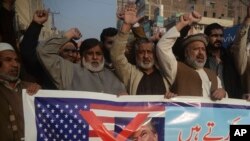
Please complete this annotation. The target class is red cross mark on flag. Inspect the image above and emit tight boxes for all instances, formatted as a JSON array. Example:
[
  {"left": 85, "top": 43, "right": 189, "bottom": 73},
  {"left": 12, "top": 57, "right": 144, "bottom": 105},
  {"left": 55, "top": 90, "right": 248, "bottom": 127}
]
[{"left": 79, "top": 110, "right": 149, "bottom": 141}]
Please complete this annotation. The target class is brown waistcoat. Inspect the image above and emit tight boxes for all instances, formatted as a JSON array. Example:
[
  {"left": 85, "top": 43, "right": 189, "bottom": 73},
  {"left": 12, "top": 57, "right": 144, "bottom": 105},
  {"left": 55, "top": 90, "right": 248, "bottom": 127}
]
[
  {"left": 0, "top": 82, "right": 28, "bottom": 141},
  {"left": 171, "top": 62, "right": 218, "bottom": 96}
]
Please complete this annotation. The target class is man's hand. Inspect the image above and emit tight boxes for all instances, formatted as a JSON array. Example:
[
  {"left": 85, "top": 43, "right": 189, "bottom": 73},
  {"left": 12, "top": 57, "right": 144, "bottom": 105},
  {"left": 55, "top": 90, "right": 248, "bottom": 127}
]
[
  {"left": 242, "top": 94, "right": 250, "bottom": 101},
  {"left": 64, "top": 28, "right": 82, "bottom": 40},
  {"left": 183, "top": 11, "right": 201, "bottom": 24},
  {"left": 150, "top": 31, "right": 161, "bottom": 42},
  {"left": 26, "top": 83, "right": 41, "bottom": 96},
  {"left": 117, "top": 6, "right": 125, "bottom": 20},
  {"left": 164, "top": 92, "right": 177, "bottom": 99},
  {"left": 123, "top": 4, "right": 140, "bottom": 25},
  {"left": 117, "top": 92, "right": 129, "bottom": 97},
  {"left": 189, "top": 11, "right": 202, "bottom": 24},
  {"left": 211, "top": 88, "right": 226, "bottom": 101},
  {"left": 176, "top": 15, "right": 190, "bottom": 32},
  {"left": 33, "top": 9, "right": 49, "bottom": 25}
]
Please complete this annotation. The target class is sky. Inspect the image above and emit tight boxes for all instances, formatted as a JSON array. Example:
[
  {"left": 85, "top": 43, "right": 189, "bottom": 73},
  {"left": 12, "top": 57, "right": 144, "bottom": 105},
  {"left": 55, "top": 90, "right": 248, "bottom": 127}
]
[{"left": 43, "top": 0, "right": 117, "bottom": 39}]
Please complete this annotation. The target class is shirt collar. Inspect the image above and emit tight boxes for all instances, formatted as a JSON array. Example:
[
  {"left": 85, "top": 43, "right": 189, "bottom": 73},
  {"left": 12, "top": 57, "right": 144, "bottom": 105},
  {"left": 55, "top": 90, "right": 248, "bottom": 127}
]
[{"left": 0, "top": 78, "right": 21, "bottom": 91}]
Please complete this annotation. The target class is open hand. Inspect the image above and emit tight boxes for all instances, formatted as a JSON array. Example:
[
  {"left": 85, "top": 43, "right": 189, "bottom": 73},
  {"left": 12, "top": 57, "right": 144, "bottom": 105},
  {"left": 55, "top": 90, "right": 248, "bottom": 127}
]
[
  {"left": 123, "top": 3, "right": 140, "bottom": 25},
  {"left": 117, "top": 6, "right": 125, "bottom": 20}
]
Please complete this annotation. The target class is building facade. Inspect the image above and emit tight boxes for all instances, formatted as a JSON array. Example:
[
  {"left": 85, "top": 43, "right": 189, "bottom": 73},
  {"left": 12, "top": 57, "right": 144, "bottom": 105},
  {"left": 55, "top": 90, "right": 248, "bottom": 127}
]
[
  {"left": 15, "top": 0, "right": 60, "bottom": 41},
  {"left": 117, "top": 0, "right": 247, "bottom": 26}
]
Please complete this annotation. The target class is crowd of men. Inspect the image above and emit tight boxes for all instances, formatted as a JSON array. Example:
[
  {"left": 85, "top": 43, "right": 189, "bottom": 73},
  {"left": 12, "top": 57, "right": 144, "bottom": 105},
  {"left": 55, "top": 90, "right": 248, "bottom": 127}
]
[{"left": 1, "top": 0, "right": 250, "bottom": 140}]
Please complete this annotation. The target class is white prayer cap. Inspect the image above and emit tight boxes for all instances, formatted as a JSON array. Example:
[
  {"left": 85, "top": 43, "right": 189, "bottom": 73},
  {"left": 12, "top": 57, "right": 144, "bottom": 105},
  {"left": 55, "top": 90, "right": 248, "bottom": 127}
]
[{"left": 0, "top": 42, "right": 14, "bottom": 52}]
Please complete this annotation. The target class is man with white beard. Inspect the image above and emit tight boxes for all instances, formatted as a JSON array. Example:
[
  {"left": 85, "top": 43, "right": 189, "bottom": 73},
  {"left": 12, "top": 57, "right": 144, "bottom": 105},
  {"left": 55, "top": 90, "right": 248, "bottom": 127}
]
[
  {"left": 157, "top": 13, "right": 226, "bottom": 100},
  {"left": 37, "top": 28, "right": 126, "bottom": 95},
  {"left": 110, "top": 4, "right": 169, "bottom": 95}
]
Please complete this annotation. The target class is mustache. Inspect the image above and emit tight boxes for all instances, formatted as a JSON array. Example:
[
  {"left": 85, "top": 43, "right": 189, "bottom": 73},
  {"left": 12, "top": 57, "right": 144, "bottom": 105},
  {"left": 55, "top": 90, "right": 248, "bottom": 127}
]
[
  {"left": 9, "top": 68, "right": 19, "bottom": 73},
  {"left": 143, "top": 59, "right": 151, "bottom": 62},
  {"left": 91, "top": 61, "right": 100, "bottom": 64},
  {"left": 197, "top": 54, "right": 205, "bottom": 58},
  {"left": 215, "top": 41, "right": 222, "bottom": 44}
]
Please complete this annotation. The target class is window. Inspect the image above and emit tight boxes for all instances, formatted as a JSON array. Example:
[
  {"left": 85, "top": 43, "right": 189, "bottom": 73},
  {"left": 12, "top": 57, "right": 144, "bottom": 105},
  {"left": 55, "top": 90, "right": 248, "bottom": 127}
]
[
  {"left": 210, "top": 1, "right": 215, "bottom": 8},
  {"left": 204, "top": 11, "right": 207, "bottom": 17},
  {"left": 213, "top": 12, "right": 216, "bottom": 18}
]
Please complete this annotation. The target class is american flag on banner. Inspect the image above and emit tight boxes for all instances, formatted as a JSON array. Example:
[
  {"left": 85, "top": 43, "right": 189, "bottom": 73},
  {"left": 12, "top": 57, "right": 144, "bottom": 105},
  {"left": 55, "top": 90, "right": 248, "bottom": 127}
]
[{"left": 29, "top": 91, "right": 165, "bottom": 141}]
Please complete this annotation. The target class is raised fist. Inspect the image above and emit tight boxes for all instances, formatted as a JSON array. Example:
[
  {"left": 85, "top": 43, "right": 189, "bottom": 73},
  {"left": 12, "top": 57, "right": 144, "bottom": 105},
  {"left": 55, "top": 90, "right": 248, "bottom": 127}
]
[
  {"left": 64, "top": 28, "right": 82, "bottom": 40},
  {"left": 182, "top": 11, "right": 202, "bottom": 25},
  {"left": 190, "top": 11, "right": 202, "bottom": 23},
  {"left": 33, "top": 9, "right": 49, "bottom": 25}
]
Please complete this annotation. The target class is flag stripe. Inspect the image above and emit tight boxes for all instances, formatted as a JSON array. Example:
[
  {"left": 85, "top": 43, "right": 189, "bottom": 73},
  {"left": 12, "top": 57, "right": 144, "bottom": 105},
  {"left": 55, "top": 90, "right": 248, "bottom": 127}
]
[
  {"left": 89, "top": 137, "right": 103, "bottom": 141},
  {"left": 97, "top": 116, "right": 114, "bottom": 123},
  {"left": 89, "top": 123, "right": 114, "bottom": 130},
  {"left": 90, "top": 103, "right": 165, "bottom": 111},
  {"left": 91, "top": 109, "right": 165, "bottom": 117},
  {"left": 89, "top": 130, "right": 114, "bottom": 137}
]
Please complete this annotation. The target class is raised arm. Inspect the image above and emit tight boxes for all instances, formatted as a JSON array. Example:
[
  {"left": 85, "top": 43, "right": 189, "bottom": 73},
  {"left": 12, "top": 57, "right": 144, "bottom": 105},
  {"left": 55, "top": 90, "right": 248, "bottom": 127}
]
[
  {"left": 36, "top": 28, "right": 82, "bottom": 89},
  {"left": 110, "top": 3, "right": 141, "bottom": 86},
  {"left": 156, "top": 15, "right": 190, "bottom": 85},
  {"left": 156, "top": 11, "right": 201, "bottom": 85},
  {"left": 19, "top": 10, "right": 48, "bottom": 74},
  {"left": 231, "top": 4, "right": 250, "bottom": 75}
]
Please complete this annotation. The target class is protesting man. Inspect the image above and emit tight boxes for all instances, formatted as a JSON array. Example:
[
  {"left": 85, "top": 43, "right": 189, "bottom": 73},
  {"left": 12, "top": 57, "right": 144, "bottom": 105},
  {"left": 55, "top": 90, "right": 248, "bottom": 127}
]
[
  {"left": 0, "top": 42, "right": 40, "bottom": 141},
  {"left": 100, "top": 27, "right": 118, "bottom": 70},
  {"left": 157, "top": 12, "right": 226, "bottom": 100},
  {"left": 204, "top": 23, "right": 242, "bottom": 98},
  {"left": 37, "top": 28, "right": 127, "bottom": 95},
  {"left": 20, "top": 10, "right": 80, "bottom": 89},
  {"left": 110, "top": 3, "right": 169, "bottom": 95}
]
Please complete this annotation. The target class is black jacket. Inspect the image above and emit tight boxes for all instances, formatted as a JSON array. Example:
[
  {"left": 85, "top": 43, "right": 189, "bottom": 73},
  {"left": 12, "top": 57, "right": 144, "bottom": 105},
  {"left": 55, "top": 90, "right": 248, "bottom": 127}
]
[
  {"left": 20, "top": 21, "right": 56, "bottom": 89},
  {"left": 205, "top": 47, "right": 243, "bottom": 98}
]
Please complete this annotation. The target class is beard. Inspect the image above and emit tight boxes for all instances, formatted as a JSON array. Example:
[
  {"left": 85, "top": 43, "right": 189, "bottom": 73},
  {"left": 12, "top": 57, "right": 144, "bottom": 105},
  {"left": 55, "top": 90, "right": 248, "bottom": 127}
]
[
  {"left": 136, "top": 59, "right": 154, "bottom": 70},
  {"left": 185, "top": 55, "right": 206, "bottom": 69},
  {"left": 82, "top": 58, "right": 105, "bottom": 72},
  {"left": 209, "top": 41, "right": 222, "bottom": 50},
  {"left": 0, "top": 71, "right": 19, "bottom": 82}
]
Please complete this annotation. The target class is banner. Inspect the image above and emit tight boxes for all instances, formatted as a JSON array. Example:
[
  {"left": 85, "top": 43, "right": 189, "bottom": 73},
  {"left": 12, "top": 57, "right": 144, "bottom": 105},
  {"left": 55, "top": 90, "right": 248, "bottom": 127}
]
[
  {"left": 223, "top": 24, "right": 240, "bottom": 48},
  {"left": 23, "top": 90, "right": 250, "bottom": 141}
]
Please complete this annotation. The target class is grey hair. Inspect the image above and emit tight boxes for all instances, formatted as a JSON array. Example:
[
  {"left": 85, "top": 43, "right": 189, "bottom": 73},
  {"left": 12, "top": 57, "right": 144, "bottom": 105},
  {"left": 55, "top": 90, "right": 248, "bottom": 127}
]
[{"left": 134, "top": 38, "right": 155, "bottom": 52}]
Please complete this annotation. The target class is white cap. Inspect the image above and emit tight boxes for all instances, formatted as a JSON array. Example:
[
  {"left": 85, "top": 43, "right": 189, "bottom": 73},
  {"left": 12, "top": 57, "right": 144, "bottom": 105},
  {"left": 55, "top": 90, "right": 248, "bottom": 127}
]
[{"left": 0, "top": 42, "right": 14, "bottom": 52}]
